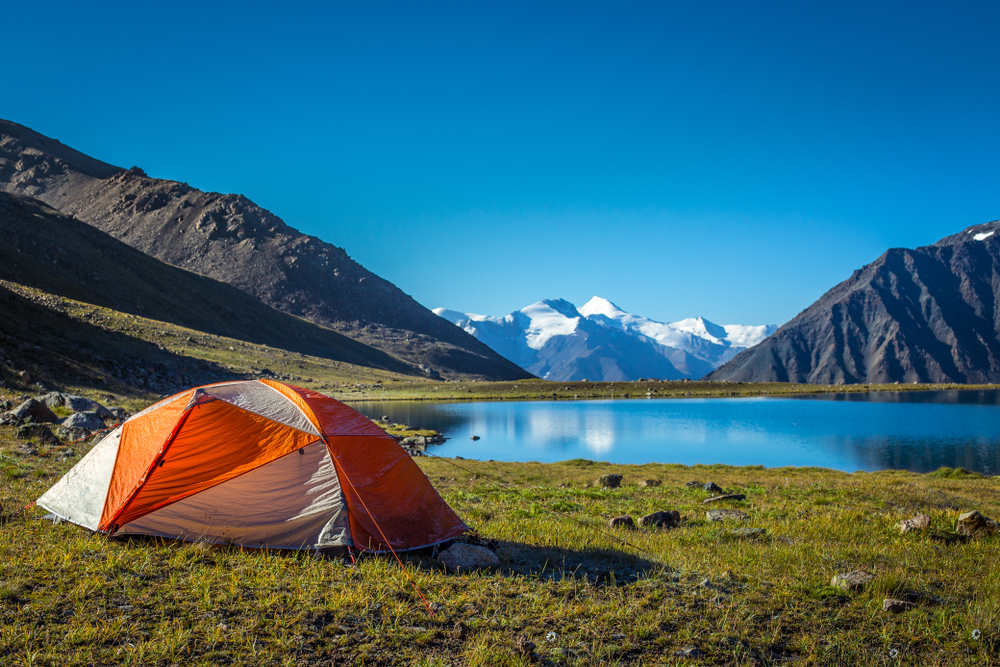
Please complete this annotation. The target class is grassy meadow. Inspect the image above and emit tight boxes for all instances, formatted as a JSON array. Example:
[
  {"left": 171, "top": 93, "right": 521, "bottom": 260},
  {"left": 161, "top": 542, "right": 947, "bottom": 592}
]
[{"left": 2, "top": 422, "right": 999, "bottom": 666}]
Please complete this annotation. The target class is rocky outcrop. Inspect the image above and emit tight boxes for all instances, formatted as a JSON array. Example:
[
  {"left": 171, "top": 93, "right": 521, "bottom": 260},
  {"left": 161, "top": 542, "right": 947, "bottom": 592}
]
[
  {"left": 0, "top": 119, "right": 531, "bottom": 381},
  {"left": 709, "top": 221, "right": 1000, "bottom": 384}
]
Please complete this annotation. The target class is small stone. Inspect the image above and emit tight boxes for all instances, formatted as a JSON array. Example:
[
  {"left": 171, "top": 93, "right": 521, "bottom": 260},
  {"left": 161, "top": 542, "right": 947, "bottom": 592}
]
[
  {"left": 638, "top": 479, "right": 661, "bottom": 487},
  {"left": 684, "top": 481, "right": 702, "bottom": 488},
  {"left": 956, "top": 510, "right": 1000, "bottom": 537},
  {"left": 437, "top": 543, "right": 500, "bottom": 572},
  {"left": 639, "top": 510, "right": 680, "bottom": 528},
  {"left": 883, "top": 598, "right": 915, "bottom": 614},
  {"left": 831, "top": 569, "right": 876, "bottom": 591},
  {"left": 675, "top": 647, "right": 706, "bottom": 659},
  {"left": 609, "top": 515, "right": 637, "bottom": 530},
  {"left": 706, "top": 509, "right": 748, "bottom": 522},
  {"left": 453, "top": 621, "right": 470, "bottom": 640},
  {"left": 729, "top": 528, "right": 766, "bottom": 538},
  {"left": 897, "top": 514, "right": 931, "bottom": 534},
  {"left": 703, "top": 494, "right": 746, "bottom": 504},
  {"left": 13, "top": 442, "right": 39, "bottom": 456},
  {"left": 470, "top": 435, "right": 480, "bottom": 441},
  {"left": 703, "top": 482, "right": 723, "bottom": 494},
  {"left": 598, "top": 473, "right": 623, "bottom": 489}
]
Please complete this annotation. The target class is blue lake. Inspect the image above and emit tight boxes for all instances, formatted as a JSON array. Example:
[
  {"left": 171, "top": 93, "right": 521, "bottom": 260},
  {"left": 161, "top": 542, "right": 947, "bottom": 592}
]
[{"left": 350, "top": 391, "right": 1000, "bottom": 474}]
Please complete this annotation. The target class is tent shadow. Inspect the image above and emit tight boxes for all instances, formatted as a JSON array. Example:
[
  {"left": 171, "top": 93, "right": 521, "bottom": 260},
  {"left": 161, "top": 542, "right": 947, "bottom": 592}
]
[
  {"left": 400, "top": 539, "right": 667, "bottom": 586},
  {"left": 493, "top": 539, "right": 667, "bottom": 585}
]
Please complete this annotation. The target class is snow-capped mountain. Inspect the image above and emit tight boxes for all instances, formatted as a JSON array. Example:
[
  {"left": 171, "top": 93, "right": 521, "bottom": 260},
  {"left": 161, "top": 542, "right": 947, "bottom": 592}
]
[{"left": 433, "top": 297, "right": 777, "bottom": 381}]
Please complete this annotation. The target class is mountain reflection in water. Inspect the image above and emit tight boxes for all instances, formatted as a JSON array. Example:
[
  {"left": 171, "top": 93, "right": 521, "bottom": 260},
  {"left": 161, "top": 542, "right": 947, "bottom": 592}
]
[{"left": 349, "top": 391, "right": 1000, "bottom": 474}]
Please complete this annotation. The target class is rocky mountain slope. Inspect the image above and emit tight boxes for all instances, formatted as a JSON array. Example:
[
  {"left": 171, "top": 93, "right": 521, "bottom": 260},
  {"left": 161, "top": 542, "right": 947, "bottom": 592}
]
[
  {"left": 435, "top": 297, "right": 776, "bottom": 381},
  {"left": 0, "top": 191, "right": 411, "bottom": 374},
  {"left": 709, "top": 222, "right": 1000, "bottom": 384},
  {"left": 0, "top": 119, "right": 531, "bottom": 381}
]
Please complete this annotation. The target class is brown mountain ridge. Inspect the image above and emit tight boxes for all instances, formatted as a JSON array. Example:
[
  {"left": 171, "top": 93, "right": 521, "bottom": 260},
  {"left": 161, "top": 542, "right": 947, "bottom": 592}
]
[
  {"left": 0, "top": 118, "right": 531, "bottom": 381},
  {"left": 709, "top": 222, "right": 1000, "bottom": 384}
]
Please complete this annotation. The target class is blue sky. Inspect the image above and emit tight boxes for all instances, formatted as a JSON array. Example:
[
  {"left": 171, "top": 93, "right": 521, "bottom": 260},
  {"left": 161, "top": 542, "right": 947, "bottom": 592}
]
[{"left": 4, "top": 1, "right": 999, "bottom": 325}]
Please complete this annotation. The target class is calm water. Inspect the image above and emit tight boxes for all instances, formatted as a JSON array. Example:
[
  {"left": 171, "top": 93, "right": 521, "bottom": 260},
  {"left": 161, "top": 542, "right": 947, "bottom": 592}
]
[{"left": 350, "top": 391, "right": 1000, "bottom": 474}]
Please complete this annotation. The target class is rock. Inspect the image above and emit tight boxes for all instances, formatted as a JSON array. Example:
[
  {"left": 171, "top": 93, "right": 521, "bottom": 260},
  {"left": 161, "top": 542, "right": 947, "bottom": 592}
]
[
  {"left": 609, "top": 515, "right": 637, "bottom": 530},
  {"left": 598, "top": 473, "right": 623, "bottom": 489},
  {"left": 897, "top": 514, "right": 931, "bottom": 534},
  {"left": 62, "top": 412, "right": 105, "bottom": 431},
  {"left": 36, "top": 392, "right": 112, "bottom": 417},
  {"left": 401, "top": 436, "right": 427, "bottom": 448},
  {"left": 831, "top": 570, "right": 876, "bottom": 591},
  {"left": 706, "top": 509, "right": 748, "bottom": 522},
  {"left": 638, "top": 479, "right": 662, "bottom": 487},
  {"left": 956, "top": 511, "right": 1000, "bottom": 537},
  {"left": 15, "top": 424, "right": 59, "bottom": 445},
  {"left": 515, "top": 635, "right": 539, "bottom": 662},
  {"left": 883, "top": 598, "right": 915, "bottom": 614},
  {"left": 437, "top": 543, "right": 500, "bottom": 572},
  {"left": 13, "top": 442, "right": 38, "bottom": 456},
  {"left": 107, "top": 407, "right": 130, "bottom": 421},
  {"left": 453, "top": 621, "right": 470, "bottom": 640},
  {"left": 684, "top": 481, "right": 702, "bottom": 488},
  {"left": 703, "top": 494, "right": 746, "bottom": 504},
  {"left": 675, "top": 647, "right": 706, "bottom": 659},
  {"left": 703, "top": 482, "right": 723, "bottom": 494},
  {"left": 639, "top": 510, "right": 680, "bottom": 528},
  {"left": 730, "top": 528, "right": 766, "bottom": 538},
  {"left": 470, "top": 435, "right": 480, "bottom": 441},
  {"left": 8, "top": 399, "right": 58, "bottom": 424}
]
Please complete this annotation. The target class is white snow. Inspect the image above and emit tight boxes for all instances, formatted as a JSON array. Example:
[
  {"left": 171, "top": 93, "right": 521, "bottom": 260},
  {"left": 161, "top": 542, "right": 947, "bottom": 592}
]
[
  {"left": 519, "top": 300, "right": 581, "bottom": 350},
  {"left": 974, "top": 231, "right": 995, "bottom": 241},
  {"left": 435, "top": 296, "right": 778, "bottom": 380}
]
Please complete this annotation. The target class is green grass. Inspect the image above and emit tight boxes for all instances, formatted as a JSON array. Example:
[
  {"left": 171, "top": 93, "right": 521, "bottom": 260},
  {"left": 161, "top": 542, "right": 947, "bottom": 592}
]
[{"left": 2, "top": 425, "right": 1000, "bottom": 665}]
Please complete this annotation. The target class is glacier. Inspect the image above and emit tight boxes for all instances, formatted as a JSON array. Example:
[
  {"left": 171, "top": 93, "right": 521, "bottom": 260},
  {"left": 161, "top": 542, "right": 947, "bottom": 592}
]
[{"left": 433, "top": 297, "right": 777, "bottom": 382}]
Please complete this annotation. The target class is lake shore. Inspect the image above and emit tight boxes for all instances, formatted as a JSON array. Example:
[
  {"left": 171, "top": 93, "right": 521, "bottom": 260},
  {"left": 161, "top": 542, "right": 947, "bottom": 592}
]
[
  {"left": 334, "top": 378, "right": 1000, "bottom": 403},
  {"left": 2, "top": 423, "right": 998, "bottom": 665}
]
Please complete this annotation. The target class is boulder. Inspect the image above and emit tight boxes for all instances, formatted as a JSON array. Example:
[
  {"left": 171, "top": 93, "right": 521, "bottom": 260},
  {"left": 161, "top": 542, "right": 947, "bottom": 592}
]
[
  {"left": 36, "top": 392, "right": 112, "bottom": 418},
  {"left": 15, "top": 424, "right": 59, "bottom": 445},
  {"left": 956, "top": 511, "right": 1000, "bottom": 537},
  {"left": 62, "top": 412, "right": 105, "bottom": 431},
  {"left": 703, "top": 494, "right": 746, "bottom": 504},
  {"left": 609, "top": 515, "right": 637, "bottom": 530},
  {"left": 897, "top": 514, "right": 931, "bottom": 534},
  {"left": 9, "top": 399, "right": 58, "bottom": 423},
  {"left": 703, "top": 482, "right": 723, "bottom": 494},
  {"left": 638, "top": 479, "right": 662, "bottom": 488},
  {"left": 598, "top": 474, "right": 623, "bottom": 489},
  {"left": 883, "top": 598, "right": 915, "bottom": 614},
  {"left": 639, "top": 510, "right": 680, "bottom": 528},
  {"left": 831, "top": 570, "right": 875, "bottom": 591},
  {"left": 437, "top": 543, "right": 500, "bottom": 572},
  {"left": 706, "top": 509, "right": 748, "bottom": 522}
]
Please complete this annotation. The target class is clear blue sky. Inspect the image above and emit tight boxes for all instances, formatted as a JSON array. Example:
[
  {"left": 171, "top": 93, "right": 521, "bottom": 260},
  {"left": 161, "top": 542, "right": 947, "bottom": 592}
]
[{"left": 4, "top": 1, "right": 999, "bottom": 325}]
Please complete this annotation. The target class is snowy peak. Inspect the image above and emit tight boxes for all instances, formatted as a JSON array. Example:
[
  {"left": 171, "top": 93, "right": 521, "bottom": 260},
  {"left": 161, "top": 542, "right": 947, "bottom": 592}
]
[
  {"left": 434, "top": 296, "right": 777, "bottom": 381},
  {"left": 579, "top": 296, "right": 627, "bottom": 320},
  {"left": 669, "top": 316, "right": 729, "bottom": 344},
  {"left": 518, "top": 300, "right": 582, "bottom": 349}
]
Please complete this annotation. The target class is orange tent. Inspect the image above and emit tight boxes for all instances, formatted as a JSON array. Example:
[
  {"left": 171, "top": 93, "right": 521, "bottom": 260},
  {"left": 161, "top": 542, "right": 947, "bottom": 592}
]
[{"left": 37, "top": 380, "right": 467, "bottom": 552}]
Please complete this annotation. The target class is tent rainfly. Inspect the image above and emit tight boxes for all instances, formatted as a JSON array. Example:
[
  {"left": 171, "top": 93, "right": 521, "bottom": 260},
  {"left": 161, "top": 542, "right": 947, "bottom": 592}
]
[{"left": 36, "top": 380, "right": 468, "bottom": 551}]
